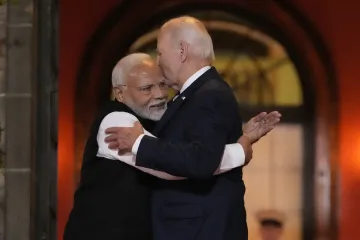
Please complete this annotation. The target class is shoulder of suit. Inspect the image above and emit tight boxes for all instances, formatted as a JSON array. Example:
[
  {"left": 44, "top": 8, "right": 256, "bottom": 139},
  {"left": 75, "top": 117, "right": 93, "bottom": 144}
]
[
  {"left": 191, "top": 80, "right": 237, "bottom": 108},
  {"left": 196, "top": 79, "right": 233, "bottom": 97}
]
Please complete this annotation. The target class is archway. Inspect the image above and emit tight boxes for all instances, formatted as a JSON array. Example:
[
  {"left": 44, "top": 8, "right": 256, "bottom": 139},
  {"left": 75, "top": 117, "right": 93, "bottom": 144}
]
[{"left": 74, "top": 1, "right": 338, "bottom": 239}]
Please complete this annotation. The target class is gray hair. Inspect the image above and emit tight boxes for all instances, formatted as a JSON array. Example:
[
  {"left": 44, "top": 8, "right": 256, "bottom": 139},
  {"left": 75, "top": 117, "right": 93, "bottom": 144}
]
[
  {"left": 162, "top": 16, "right": 215, "bottom": 62},
  {"left": 111, "top": 53, "right": 152, "bottom": 87}
]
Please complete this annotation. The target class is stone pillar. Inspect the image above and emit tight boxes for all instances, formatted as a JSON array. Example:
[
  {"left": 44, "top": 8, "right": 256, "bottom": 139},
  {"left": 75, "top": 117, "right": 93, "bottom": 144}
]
[
  {"left": 3, "top": 0, "right": 34, "bottom": 239},
  {"left": 33, "top": 0, "right": 58, "bottom": 238},
  {"left": 0, "top": 3, "right": 6, "bottom": 240}
]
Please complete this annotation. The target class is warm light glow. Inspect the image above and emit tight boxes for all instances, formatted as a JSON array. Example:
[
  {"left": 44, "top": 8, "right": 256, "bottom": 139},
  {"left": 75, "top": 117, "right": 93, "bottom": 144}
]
[
  {"left": 57, "top": 106, "right": 75, "bottom": 239},
  {"left": 355, "top": 133, "right": 360, "bottom": 171}
]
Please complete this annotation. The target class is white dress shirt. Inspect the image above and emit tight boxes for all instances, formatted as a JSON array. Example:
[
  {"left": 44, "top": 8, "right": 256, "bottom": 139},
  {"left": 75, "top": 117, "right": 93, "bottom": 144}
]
[
  {"left": 97, "top": 111, "right": 245, "bottom": 180},
  {"left": 179, "top": 66, "right": 211, "bottom": 93}
]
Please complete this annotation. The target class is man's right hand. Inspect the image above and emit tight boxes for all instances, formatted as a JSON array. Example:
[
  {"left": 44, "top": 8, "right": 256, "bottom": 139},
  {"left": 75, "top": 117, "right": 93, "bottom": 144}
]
[{"left": 237, "top": 135, "right": 253, "bottom": 165}]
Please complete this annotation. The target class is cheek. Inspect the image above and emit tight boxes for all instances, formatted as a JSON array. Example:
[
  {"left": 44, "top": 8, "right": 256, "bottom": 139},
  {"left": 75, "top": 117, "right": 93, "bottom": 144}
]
[
  {"left": 160, "top": 56, "right": 169, "bottom": 68},
  {"left": 170, "top": 55, "right": 181, "bottom": 70},
  {"left": 134, "top": 94, "right": 152, "bottom": 108},
  {"left": 127, "top": 91, "right": 147, "bottom": 106},
  {"left": 162, "top": 53, "right": 174, "bottom": 66},
  {"left": 164, "top": 61, "right": 176, "bottom": 75},
  {"left": 159, "top": 62, "right": 171, "bottom": 78},
  {"left": 162, "top": 89, "right": 169, "bottom": 99}
]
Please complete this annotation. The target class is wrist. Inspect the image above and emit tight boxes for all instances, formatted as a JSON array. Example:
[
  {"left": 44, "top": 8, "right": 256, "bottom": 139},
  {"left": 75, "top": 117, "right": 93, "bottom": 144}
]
[{"left": 239, "top": 135, "right": 251, "bottom": 144}]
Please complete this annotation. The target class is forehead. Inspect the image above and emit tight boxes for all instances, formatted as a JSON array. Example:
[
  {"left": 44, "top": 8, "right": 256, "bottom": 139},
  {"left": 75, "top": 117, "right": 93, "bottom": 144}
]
[
  {"left": 128, "top": 62, "right": 163, "bottom": 85},
  {"left": 157, "top": 29, "right": 172, "bottom": 47}
]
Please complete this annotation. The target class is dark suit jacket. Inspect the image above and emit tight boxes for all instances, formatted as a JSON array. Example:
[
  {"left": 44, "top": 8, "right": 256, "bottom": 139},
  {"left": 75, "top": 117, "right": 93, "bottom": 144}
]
[
  {"left": 63, "top": 101, "right": 156, "bottom": 240},
  {"left": 136, "top": 67, "right": 247, "bottom": 240}
]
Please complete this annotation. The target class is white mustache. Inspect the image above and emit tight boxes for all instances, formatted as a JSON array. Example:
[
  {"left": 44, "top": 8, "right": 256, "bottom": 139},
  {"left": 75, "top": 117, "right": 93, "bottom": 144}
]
[{"left": 149, "top": 100, "right": 167, "bottom": 108}]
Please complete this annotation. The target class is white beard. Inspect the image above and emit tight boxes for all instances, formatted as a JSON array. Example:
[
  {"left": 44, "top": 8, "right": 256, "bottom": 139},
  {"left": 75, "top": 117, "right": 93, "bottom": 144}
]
[
  {"left": 126, "top": 101, "right": 167, "bottom": 121},
  {"left": 147, "top": 107, "right": 166, "bottom": 121}
]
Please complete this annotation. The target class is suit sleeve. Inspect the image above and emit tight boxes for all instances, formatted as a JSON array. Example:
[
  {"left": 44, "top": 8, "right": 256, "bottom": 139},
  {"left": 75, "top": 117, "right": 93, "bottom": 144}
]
[{"left": 135, "top": 90, "right": 236, "bottom": 179}]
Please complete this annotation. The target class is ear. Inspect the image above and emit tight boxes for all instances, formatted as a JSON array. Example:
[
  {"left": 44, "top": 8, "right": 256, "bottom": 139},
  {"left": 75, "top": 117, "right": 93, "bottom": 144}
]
[
  {"left": 179, "top": 40, "right": 188, "bottom": 63},
  {"left": 113, "top": 87, "right": 124, "bottom": 102}
]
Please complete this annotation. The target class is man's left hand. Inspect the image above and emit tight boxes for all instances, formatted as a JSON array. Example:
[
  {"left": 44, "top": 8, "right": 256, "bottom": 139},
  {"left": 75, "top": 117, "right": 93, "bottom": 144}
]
[
  {"left": 104, "top": 121, "right": 144, "bottom": 154},
  {"left": 243, "top": 111, "right": 281, "bottom": 144}
]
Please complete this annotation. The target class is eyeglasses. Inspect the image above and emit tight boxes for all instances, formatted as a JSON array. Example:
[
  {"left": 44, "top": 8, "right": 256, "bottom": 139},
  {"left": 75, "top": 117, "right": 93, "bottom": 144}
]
[{"left": 118, "top": 82, "right": 168, "bottom": 95}]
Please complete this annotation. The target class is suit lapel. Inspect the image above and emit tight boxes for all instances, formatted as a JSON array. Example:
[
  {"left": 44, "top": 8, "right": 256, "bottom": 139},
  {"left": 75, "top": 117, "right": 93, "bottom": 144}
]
[
  {"left": 166, "top": 92, "right": 179, "bottom": 107},
  {"left": 154, "top": 67, "right": 219, "bottom": 135},
  {"left": 153, "top": 95, "right": 185, "bottom": 135}
]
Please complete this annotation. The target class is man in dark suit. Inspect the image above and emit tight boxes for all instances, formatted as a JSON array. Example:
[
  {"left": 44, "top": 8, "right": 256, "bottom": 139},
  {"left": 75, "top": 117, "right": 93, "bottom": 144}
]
[{"left": 105, "top": 17, "right": 279, "bottom": 239}]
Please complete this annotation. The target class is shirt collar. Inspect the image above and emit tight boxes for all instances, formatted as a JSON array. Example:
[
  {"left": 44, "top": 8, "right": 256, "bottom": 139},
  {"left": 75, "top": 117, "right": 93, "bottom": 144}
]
[{"left": 179, "top": 66, "right": 211, "bottom": 94}]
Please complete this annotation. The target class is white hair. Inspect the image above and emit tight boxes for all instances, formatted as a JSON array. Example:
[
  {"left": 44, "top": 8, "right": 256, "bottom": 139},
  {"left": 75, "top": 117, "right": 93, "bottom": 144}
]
[
  {"left": 111, "top": 53, "right": 152, "bottom": 87},
  {"left": 162, "top": 16, "right": 215, "bottom": 62}
]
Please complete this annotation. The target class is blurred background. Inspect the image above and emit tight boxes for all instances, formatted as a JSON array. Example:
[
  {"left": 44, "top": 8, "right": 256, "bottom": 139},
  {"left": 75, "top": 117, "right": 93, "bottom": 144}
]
[{"left": 0, "top": 0, "right": 360, "bottom": 239}]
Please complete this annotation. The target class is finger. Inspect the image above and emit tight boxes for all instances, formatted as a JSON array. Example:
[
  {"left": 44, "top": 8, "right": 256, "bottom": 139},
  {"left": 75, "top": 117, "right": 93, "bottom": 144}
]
[
  {"left": 133, "top": 121, "right": 142, "bottom": 128},
  {"left": 104, "top": 134, "right": 118, "bottom": 143},
  {"left": 133, "top": 121, "right": 143, "bottom": 132},
  {"left": 118, "top": 149, "right": 128, "bottom": 155},
  {"left": 263, "top": 125, "right": 275, "bottom": 134},
  {"left": 267, "top": 117, "right": 280, "bottom": 125},
  {"left": 108, "top": 142, "right": 119, "bottom": 150},
  {"left": 264, "top": 114, "right": 281, "bottom": 124},
  {"left": 269, "top": 118, "right": 280, "bottom": 125},
  {"left": 267, "top": 111, "right": 282, "bottom": 119},
  {"left": 264, "top": 111, "right": 278, "bottom": 121},
  {"left": 269, "top": 111, "right": 280, "bottom": 115},
  {"left": 263, "top": 119, "right": 279, "bottom": 131},
  {"left": 252, "top": 112, "right": 267, "bottom": 122},
  {"left": 105, "top": 127, "right": 120, "bottom": 134}
]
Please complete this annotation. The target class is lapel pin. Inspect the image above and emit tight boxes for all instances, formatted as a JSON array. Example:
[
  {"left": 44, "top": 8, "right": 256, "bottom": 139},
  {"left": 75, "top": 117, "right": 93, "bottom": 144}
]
[{"left": 182, "top": 96, "right": 186, "bottom": 100}]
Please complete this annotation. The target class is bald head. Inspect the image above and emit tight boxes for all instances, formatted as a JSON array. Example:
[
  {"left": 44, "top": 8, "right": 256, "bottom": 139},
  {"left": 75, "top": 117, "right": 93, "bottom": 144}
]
[
  {"left": 161, "top": 16, "right": 215, "bottom": 61},
  {"left": 156, "top": 16, "right": 215, "bottom": 88},
  {"left": 112, "top": 53, "right": 168, "bottom": 121}
]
